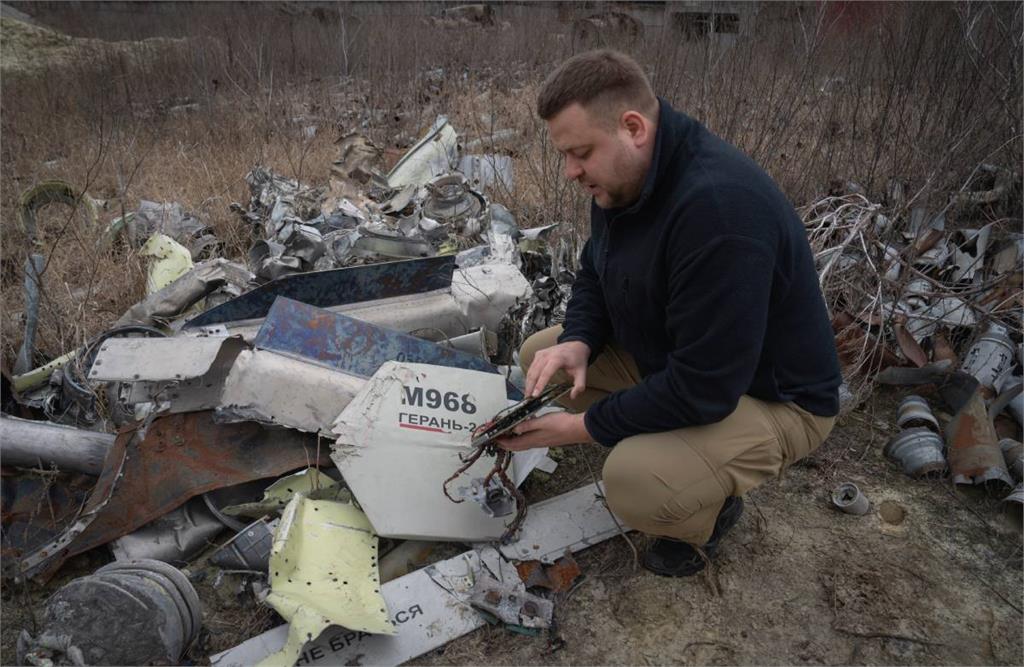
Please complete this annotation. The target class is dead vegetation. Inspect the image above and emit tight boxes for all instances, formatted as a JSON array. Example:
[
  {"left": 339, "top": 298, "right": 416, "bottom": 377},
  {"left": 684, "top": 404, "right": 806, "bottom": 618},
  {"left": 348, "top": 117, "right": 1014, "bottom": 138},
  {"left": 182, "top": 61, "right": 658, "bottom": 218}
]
[{"left": 2, "top": 2, "right": 1020, "bottom": 369}]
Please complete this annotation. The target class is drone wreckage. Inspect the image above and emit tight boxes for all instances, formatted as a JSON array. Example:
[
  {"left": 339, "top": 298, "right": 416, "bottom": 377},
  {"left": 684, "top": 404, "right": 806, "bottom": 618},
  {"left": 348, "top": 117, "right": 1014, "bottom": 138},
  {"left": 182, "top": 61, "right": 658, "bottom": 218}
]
[{"left": 3, "top": 116, "right": 616, "bottom": 667}]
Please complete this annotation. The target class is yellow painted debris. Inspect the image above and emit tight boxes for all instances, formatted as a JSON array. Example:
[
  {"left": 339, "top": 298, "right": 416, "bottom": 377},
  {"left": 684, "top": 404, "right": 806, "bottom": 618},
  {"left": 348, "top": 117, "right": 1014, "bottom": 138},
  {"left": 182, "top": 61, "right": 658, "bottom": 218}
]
[{"left": 258, "top": 496, "right": 394, "bottom": 667}]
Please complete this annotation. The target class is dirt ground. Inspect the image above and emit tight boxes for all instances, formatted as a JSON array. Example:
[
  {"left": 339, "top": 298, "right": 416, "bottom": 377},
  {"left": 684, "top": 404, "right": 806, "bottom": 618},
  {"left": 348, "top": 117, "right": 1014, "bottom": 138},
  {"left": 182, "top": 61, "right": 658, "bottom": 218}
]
[{"left": 3, "top": 387, "right": 1022, "bottom": 666}]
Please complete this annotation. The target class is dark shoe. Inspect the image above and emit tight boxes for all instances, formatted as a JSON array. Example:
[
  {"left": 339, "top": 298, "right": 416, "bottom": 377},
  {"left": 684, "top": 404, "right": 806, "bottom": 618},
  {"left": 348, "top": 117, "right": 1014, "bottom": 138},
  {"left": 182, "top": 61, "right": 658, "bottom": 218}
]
[{"left": 642, "top": 496, "right": 745, "bottom": 577}]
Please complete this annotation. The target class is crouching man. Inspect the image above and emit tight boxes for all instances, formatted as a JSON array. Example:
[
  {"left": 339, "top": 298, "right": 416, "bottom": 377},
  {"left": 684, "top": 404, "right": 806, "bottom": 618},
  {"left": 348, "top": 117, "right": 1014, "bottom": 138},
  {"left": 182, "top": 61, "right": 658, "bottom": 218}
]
[{"left": 496, "top": 50, "right": 842, "bottom": 577}]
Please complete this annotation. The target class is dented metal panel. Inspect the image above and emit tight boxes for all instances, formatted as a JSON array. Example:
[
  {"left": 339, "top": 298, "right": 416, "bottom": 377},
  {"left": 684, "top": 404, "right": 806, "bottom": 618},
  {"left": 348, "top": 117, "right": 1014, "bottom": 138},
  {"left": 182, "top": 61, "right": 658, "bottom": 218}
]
[
  {"left": 254, "top": 297, "right": 503, "bottom": 380},
  {"left": 14, "top": 411, "right": 328, "bottom": 582},
  {"left": 494, "top": 481, "right": 627, "bottom": 564},
  {"left": 215, "top": 349, "right": 365, "bottom": 435},
  {"left": 331, "top": 362, "right": 512, "bottom": 541},
  {"left": 88, "top": 336, "right": 245, "bottom": 382},
  {"left": 183, "top": 255, "right": 455, "bottom": 329}
]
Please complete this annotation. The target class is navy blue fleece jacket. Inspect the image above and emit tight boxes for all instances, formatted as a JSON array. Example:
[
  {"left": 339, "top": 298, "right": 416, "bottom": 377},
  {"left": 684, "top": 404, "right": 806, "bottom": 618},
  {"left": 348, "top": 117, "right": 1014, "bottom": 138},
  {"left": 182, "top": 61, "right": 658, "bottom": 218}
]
[{"left": 558, "top": 99, "right": 841, "bottom": 446}]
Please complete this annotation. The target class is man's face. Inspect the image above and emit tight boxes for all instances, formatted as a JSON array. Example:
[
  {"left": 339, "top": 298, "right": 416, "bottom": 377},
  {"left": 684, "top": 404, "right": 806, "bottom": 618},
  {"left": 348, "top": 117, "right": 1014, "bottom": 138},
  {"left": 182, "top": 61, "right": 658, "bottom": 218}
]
[{"left": 546, "top": 102, "right": 651, "bottom": 209}]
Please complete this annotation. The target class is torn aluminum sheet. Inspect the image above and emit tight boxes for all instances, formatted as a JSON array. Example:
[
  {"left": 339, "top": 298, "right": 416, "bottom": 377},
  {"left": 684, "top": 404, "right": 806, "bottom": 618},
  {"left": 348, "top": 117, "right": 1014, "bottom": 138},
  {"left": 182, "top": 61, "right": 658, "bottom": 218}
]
[
  {"left": 378, "top": 184, "right": 418, "bottom": 216},
  {"left": 249, "top": 239, "right": 304, "bottom": 281},
  {"left": 129, "top": 200, "right": 211, "bottom": 248},
  {"left": 252, "top": 296, "right": 510, "bottom": 387},
  {"left": 184, "top": 255, "right": 456, "bottom": 330},
  {"left": 110, "top": 496, "right": 223, "bottom": 565},
  {"left": 117, "top": 258, "right": 254, "bottom": 327},
  {"left": 221, "top": 468, "right": 344, "bottom": 520},
  {"left": 462, "top": 549, "right": 553, "bottom": 629},
  {"left": 453, "top": 263, "right": 532, "bottom": 332},
  {"left": 332, "top": 362, "right": 514, "bottom": 541},
  {"left": 88, "top": 335, "right": 246, "bottom": 383},
  {"left": 388, "top": 116, "right": 458, "bottom": 188},
  {"left": 213, "top": 483, "right": 627, "bottom": 667},
  {"left": 493, "top": 481, "right": 626, "bottom": 564},
  {"left": 945, "top": 385, "right": 1014, "bottom": 488},
  {"left": 182, "top": 258, "right": 532, "bottom": 350},
  {"left": 353, "top": 223, "right": 434, "bottom": 259},
  {"left": 468, "top": 579, "right": 552, "bottom": 630},
  {"left": 432, "top": 327, "right": 497, "bottom": 359},
  {"left": 211, "top": 517, "right": 279, "bottom": 571},
  {"left": 116, "top": 337, "right": 248, "bottom": 416},
  {"left": 458, "top": 154, "right": 513, "bottom": 192},
  {"left": 215, "top": 349, "right": 364, "bottom": 435},
  {"left": 0, "top": 414, "right": 114, "bottom": 476},
  {"left": 14, "top": 411, "right": 329, "bottom": 582},
  {"left": 91, "top": 335, "right": 247, "bottom": 421},
  {"left": 947, "top": 224, "right": 993, "bottom": 283},
  {"left": 261, "top": 496, "right": 394, "bottom": 667},
  {"left": 243, "top": 167, "right": 325, "bottom": 236},
  {"left": 141, "top": 233, "right": 193, "bottom": 294},
  {"left": 905, "top": 296, "right": 977, "bottom": 340}
]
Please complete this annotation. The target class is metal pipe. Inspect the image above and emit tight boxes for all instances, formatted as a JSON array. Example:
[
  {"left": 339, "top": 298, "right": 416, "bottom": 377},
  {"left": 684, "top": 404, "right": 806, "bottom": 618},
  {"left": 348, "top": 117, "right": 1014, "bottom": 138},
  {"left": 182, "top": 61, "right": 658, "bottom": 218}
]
[{"left": 0, "top": 414, "right": 114, "bottom": 475}]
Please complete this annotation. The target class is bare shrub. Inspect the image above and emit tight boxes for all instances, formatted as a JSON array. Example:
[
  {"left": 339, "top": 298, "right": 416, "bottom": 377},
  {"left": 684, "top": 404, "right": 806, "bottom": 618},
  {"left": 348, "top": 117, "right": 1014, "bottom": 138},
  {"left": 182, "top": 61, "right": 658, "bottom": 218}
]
[{"left": 1, "top": 1, "right": 1019, "bottom": 372}]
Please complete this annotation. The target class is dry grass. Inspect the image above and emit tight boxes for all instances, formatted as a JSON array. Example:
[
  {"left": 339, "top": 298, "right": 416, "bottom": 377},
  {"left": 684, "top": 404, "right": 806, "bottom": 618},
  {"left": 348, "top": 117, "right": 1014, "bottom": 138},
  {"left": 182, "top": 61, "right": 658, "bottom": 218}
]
[{"left": 1, "top": 1, "right": 1020, "bottom": 371}]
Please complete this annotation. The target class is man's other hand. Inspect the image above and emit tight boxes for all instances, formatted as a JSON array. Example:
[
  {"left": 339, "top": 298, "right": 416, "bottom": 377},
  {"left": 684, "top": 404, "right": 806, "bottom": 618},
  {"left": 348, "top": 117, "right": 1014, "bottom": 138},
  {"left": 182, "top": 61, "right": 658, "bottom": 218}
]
[
  {"left": 495, "top": 412, "right": 594, "bottom": 451},
  {"left": 525, "top": 340, "right": 590, "bottom": 398}
]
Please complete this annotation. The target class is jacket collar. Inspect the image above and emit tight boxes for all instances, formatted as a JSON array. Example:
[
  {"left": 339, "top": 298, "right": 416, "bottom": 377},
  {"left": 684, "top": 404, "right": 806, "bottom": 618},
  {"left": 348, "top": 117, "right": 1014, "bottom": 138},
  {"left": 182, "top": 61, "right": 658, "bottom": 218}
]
[{"left": 611, "top": 97, "right": 692, "bottom": 219}]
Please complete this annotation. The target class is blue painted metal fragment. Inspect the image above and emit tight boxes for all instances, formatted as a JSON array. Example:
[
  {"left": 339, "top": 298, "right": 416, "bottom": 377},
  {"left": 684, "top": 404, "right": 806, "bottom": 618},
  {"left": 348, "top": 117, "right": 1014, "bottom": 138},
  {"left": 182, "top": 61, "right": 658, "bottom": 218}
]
[
  {"left": 254, "top": 296, "right": 522, "bottom": 399},
  {"left": 183, "top": 255, "right": 455, "bottom": 329}
]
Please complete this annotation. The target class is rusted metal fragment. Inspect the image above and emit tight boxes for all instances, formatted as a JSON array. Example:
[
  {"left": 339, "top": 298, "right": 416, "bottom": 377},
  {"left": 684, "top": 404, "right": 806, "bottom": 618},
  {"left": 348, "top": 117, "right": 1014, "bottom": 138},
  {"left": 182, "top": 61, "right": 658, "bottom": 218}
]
[
  {"left": 893, "top": 320, "right": 928, "bottom": 367},
  {"left": 831, "top": 312, "right": 899, "bottom": 373},
  {"left": 515, "top": 553, "right": 581, "bottom": 592},
  {"left": 944, "top": 386, "right": 1014, "bottom": 488},
  {"left": 12, "top": 411, "right": 327, "bottom": 582}
]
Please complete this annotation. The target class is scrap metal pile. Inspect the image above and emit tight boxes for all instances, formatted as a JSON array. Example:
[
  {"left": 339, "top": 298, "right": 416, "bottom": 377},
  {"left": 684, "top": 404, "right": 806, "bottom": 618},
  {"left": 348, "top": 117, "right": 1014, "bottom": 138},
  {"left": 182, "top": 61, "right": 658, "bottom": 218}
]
[
  {"left": 1, "top": 117, "right": 598, "bottom": 667},
  {"left": 807, "top": 172, "right": 1024, "bottom": 508}
]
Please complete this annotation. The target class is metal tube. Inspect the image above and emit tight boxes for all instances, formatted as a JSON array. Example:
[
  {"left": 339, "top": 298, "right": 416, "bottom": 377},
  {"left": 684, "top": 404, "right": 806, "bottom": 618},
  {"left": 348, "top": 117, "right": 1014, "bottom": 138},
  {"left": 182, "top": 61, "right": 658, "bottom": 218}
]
[{"left": 0, "top": 414, "right": 113, "bottom": 475}]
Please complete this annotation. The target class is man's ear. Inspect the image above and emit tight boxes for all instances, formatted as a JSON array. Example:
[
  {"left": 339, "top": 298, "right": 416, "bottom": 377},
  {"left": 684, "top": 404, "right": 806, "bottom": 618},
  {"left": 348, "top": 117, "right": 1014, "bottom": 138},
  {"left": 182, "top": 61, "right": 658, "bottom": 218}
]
[{"left": 620, "top": 110, "right": 652, "bottom": 148}]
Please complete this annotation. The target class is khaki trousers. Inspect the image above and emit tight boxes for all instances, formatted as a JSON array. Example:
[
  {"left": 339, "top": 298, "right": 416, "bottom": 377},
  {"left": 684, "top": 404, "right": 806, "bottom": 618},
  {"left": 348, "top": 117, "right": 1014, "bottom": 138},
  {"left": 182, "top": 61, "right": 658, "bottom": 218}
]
[{"left": 520, "top": 326, "right": 835, "bottom": 546}]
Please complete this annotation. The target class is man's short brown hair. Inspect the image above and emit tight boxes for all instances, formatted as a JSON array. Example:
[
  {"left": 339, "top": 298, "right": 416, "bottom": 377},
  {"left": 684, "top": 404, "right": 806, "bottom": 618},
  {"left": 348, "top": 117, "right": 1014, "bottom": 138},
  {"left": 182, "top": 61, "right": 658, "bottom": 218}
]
[{"left": 537, "top": 49, "right": 657, "bottom": 125}]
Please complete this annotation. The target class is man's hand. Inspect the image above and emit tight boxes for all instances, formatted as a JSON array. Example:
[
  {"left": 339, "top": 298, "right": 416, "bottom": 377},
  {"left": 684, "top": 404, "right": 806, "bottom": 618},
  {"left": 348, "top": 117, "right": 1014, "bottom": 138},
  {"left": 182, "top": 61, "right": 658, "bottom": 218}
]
[
  {"left": 494, "top": 412, "right": 594, "bottom": 451},
  {"left": 526, "top": 340, "right": 591, "bottom": 398}
]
